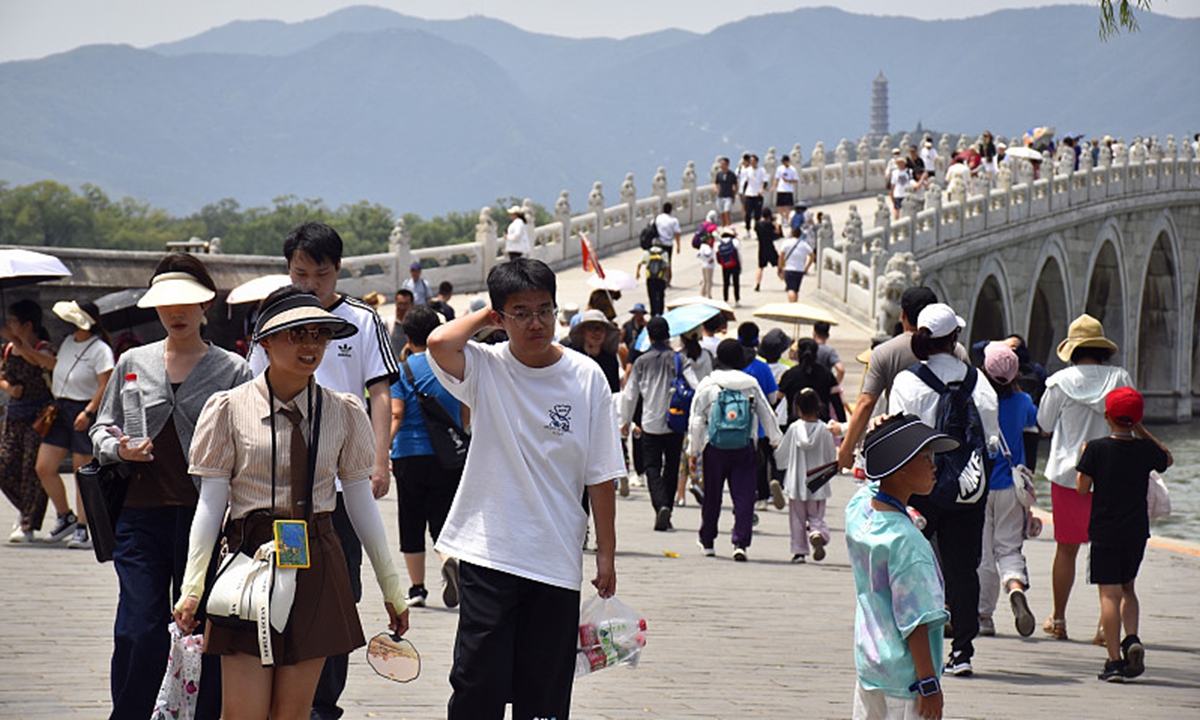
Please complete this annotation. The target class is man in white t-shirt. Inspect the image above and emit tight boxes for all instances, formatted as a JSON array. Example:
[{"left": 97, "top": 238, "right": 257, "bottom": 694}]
[
  {"left": 427, "top": 257, "right": 624, "bottom": 719},
  {"left": 738, "top": 154, "right": 768, "bottom": 232},
  {"left": 245, "top": 222, "right": 399, "bottom": 720},
  {"left": 654, "top": 201, "right": 682, "bottom": 286},
  {"left": 777, "top": 226, "right": 815, "bottom": 302},
  {"left": 920, "top": 138, "right": 940, "bottom": 178},
  {"left": 889, "top": 158, "right": 913, "bottom": 220},
  {"left": 772, "top": 155, "right": 800, "bottom": 225}
]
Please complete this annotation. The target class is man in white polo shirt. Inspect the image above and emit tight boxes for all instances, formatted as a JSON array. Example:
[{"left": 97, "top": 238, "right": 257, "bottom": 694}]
[
  {"left": 739, "top": 154, "right": 768, "bottom": 232},
  {"left": 246, "top": 221, "right": 399, "bottom": 720}
]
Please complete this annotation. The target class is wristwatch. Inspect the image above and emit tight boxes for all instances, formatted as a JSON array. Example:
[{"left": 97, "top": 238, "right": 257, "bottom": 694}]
[{"left": 910, "top": 676, "right": 940, "bottom": 697}]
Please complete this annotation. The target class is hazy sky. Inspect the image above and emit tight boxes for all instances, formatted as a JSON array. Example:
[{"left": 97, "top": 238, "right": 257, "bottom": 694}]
[{"left": 1, "top": 0, "right": 1198, "bottom": 63}]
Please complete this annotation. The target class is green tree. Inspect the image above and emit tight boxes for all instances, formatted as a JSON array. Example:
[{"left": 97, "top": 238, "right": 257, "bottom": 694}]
[
  {"left": 334, "top": 200, "right": 395, "bottom": 256},
  {"left": 1099, "top": 0, "right": 1152, "bottom": 38}
]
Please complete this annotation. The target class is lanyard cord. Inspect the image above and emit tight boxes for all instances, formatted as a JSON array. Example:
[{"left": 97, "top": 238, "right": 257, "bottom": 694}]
[{"left": 874, "top": 490, "right": 910, "bottom": 518}]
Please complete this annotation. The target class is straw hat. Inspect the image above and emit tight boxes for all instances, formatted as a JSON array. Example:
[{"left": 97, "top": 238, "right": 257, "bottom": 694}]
[
  {"left": 52, "top": 300, "right": 95, "bottom": 331},
  {"left": 252, "top": 292, "right": 356, "bottom": 343},
  {"left": 1056, "top": 313, "right": 1118, "bottom": 363},
  {"left": 568, "top": 309, "right": 620, "bottom": 355}
]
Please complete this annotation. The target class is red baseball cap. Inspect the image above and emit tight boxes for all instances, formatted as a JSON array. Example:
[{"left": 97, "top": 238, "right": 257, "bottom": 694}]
[{"left": 1105, "top": 386, "right": 1143, "bottom": 427}]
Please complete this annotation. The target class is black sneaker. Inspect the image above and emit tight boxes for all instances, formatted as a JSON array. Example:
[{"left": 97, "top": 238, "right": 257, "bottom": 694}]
[
  {"left": 654, "top": 506, "right": 671, "bottom": 532},
  {"left": 1009, "top": 587, "right": 1036, "bottom": 637},
  {"left": 1121, "top": 635, "right": 1145, "bottom": 678},
  {"left": 1098, "top": 658, "right": 1127, "bottom": 682},
  {"left": 405, "top": 585, "right": 428, "bottom": 608},
  {"left": 791, "top": 554, "right": 806, "bottom": 564},
  {"left": 688, "top": 482, "right": 704, "bottom": 505},
  {"left": 810, "top": 534, "right": 827, "bottom": 562},
  {"left": 46, "top": 511, "right": 78, "bottom": 543},
  {"left": 944, "top": 652, "right": 973, "bottom": 677},
  {"left": 441, "top": 558, "right": 460, "bottom": 609}
]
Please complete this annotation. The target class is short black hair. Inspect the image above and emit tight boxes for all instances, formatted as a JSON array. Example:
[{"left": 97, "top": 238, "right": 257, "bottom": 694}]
[
  {"left": 703, "top": 314, "right": 727, "bottom": 333},
  {"left": 152, "top": 252, "right": 217, "bottom": 293},
  {"left": 283, "top": 222, "right": 343, "bottom": 267},
  {"left": 662, "top": 202, "right": 673, "bottom": 214},
  {"left": 487, "top": 257, "right": 556, "bottom": 311},
  {"left": 716, "top": 338, "right": 749, "bottom": 370},
  {"left": 395, "top": 288, "right": 414, "bottom": 302},
  {"left": 900, "top": 286, "right": 938, "bottom": 326},
  {"left": 647, "top": 316, "right": 669, "bottom": 342},
  {"left": 737, "top": 321, "right": 759, "bottom": 347},
  {"left": 795, "top": 387, "right": 821, "bottom": 418},
  {"left": 720, "top": 156, "right": 730, "bottom": 164},
  {"left": 742, "top": 153, "right": 751, "bottom": 161},
  {"left": 438, "top": 281, "right": 453, "bottom": 296},
  {"left": 8, "top": 299, "right": 43, "bottom": 329},
  {"left": 402, "top": 305, "right": 441, "bottom": 347},
  {"left": 813, "top": 321, "right": 831, "bottom": 339}
]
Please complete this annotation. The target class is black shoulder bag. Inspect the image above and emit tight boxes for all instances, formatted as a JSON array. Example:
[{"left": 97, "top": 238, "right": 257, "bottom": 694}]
[{"left": 401, "top": 359, "right": 469, "bottom": 470}]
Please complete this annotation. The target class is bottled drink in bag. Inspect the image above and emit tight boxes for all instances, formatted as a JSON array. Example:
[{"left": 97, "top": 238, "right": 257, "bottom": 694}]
[{"left": 122, "top": 373, "right": 148, "bottom": 448}]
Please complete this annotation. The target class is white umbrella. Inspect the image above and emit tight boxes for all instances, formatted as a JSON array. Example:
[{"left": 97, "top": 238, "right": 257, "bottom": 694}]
[
  {"left": 586, "top": 269, "right": 638, "bottom": 292},
  {"left": 1004, "top": 146, "right": 1043, "bottom": 161},
  {"left": 226, "top": 274, "right": 291, "bottom": 305},
  {"left": 0, "top": 248, "right": 72, "bottom": 289}
]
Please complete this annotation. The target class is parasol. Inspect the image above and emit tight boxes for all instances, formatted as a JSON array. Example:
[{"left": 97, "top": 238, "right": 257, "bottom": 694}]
[
  {"left": 586, "top": 269, "right": 638, "bottom": 292},
  {"left": 633, "top": 303, "right": 723, "bottom": 351},
  {"left": 666, "top": 295, "right": 736, "bottom": 320},
  {"left": 226, "top": 274, "right": 292, "bottom": 305},
  {"left": 93, "top": 288, "right": 156, "bottom": 329}
]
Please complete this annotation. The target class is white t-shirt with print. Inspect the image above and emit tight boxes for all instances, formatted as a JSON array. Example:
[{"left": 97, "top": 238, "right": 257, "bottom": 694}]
[
  {"left": 775, "top": 165, "right": 799, "bottom": 194},
  {"left": 52, "top": 335, "right": 115, "bottom": 401},
  {"left": 428, "top": 341, "right": 626, "bottom": 590}
]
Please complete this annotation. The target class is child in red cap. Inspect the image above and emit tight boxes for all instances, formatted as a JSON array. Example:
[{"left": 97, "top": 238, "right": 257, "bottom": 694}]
[{"left": 1075, "top": 386, "right": 1173, "bottom": 682}]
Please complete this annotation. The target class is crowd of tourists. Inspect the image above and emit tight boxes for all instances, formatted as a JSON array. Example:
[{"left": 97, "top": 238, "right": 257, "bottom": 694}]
[{"left": 0, "top": 205, "right": 1175, "bottom": 719}]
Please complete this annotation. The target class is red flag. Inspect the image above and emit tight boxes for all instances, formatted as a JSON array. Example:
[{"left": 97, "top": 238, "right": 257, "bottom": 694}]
[{"left": 581, "top": 233, "right": 605, "bottom": 279}]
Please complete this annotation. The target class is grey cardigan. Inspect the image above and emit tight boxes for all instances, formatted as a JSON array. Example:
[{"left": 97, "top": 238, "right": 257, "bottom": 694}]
[{"left": 91, "top": 340, "right": 253, "bottom": 488}]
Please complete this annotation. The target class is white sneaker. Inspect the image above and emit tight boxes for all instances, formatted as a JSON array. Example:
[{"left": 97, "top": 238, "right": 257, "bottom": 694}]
[
  {"left": 8, "top": 526, "right": 33, "bottom": 543},
  {"left": 630, "top": 475, "right": 646, "bottom": 488},
  {"left": 67, "top": 527, "right": 92, "bottom": 550}
]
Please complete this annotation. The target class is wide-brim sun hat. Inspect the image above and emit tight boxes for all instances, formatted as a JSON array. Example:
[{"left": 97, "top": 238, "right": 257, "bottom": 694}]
[
  {"left": 136, "top": 271, "right": 217, "bottom": 308},
  {"left": 863, "top": 413, "right": 960, "bottom": 481},
  {"left": 568, "top": 309, "right": 620, "bottom": 355},
  {"left": 1056, "top": 313, "right": 1118, "bottom": 363},
  {"left": 252, "top": 291, "right": 357, "bottom": 343},
  {"left": 506, "top": 205, "right": 523, "bottom": 214},
  {"left": 916, "top": 303, "right": 965, "bottom": 339},
  {"left": 52, "top": 300, "right": 94, "bottom": 331}
]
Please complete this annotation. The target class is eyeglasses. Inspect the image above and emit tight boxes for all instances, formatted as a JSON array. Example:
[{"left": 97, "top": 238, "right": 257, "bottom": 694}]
[
  {"left": 496, "top": 307, "right": 556, "bottom": 328},
  {"left": 286, "top": 326, "right": 335, "bottom": 345}
]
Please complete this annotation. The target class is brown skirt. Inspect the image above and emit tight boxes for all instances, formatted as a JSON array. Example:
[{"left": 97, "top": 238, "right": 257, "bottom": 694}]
[{"left": 204, "top": 512, "right": 365, "bottom": 665}]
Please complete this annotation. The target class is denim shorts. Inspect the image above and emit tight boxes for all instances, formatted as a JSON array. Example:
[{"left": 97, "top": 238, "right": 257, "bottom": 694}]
[{"left": 42, "top": 398, "right": 93, "bottom": 455}]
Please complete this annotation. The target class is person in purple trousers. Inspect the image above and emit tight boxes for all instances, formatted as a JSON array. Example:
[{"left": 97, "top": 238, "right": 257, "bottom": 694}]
[{"left": 687, "top": 339, "right": 781, "bottom": 561}]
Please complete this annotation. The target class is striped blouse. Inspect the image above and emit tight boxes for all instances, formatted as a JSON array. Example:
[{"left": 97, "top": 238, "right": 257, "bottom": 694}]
[{"left": 189, "top": 374, "right": 374, "bottom": 519}]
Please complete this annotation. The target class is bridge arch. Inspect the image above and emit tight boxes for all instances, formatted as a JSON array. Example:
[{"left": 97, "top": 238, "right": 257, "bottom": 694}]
[
  {"left": 1136, "top": 214, "right": 1183, "bottom": 392},
  {"left": 1026, "top": 235, "right": 1072, "bottom": 370},
  {"left": 967, "top": 254, "right": 1013, "bottom": 349},
  {"left": 1084, "top": 220, "right": 1127, "bottom": 366},
  {"left": 1192, "top": 263, "right": 1200, "bottom": 400}
]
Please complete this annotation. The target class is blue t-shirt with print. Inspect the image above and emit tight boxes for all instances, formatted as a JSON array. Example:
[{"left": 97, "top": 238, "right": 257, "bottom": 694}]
[
  {"left": 990, "top": 391, "right": 1039, "bottom": 490},
  {"left": 845, "top": 483, "right": 948, "bottom": 698},
  {"left": 390, "top": 352, "right": 462, "bottom": 459}
]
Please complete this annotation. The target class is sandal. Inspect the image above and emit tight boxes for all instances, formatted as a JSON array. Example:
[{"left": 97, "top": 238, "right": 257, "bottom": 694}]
[{"left": 1042, "top": 616, "right": 1068, "bottom": 640}]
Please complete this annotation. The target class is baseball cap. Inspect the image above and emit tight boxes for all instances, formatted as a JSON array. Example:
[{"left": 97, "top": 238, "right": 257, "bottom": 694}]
[
  {"left": 1105, "top": 386, "right": 1143, "bottom": 427},
  {"left": 983, "top": 342, "right": 1019, "bottom": 384},
  {"left": 862, "top": 414, "right": 960, "bottom": 481},
  {"left": 916, "top": 303, "right": 965, "bottom": 339}
]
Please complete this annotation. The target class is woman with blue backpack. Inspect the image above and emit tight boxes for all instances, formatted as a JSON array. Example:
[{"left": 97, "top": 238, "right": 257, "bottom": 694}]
[
  {"left": 887, "top": 303, "right": 999, "bottom": 679},
  {"left": 686, "top": 339, "right": 781, "bottom": 562}
]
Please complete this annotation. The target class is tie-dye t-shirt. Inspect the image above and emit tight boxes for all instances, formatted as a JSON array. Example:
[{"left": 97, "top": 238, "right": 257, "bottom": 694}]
[{"left": 845, "top": 483, "right": 949, "bottom": 697}]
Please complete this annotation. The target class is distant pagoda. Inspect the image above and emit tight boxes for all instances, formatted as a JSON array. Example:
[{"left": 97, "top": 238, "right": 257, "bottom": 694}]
[{"left": 870, "top": 71, "right": 888, "bottom": 144}]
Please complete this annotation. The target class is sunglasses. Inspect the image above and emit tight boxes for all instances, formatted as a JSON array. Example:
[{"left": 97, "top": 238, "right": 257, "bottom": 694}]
[{"left": 285, "top": 326, "right": 336, "bottom": 345}]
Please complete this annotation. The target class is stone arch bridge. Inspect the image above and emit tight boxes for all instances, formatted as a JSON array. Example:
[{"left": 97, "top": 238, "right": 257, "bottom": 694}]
[{"left": 815, "top": 157, "right": 1200, "bottom": 422}]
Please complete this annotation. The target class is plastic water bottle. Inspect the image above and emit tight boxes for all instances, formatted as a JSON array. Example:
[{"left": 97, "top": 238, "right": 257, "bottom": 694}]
[{"left": 121, "top": 373, "right": 148, "bottom": 448}]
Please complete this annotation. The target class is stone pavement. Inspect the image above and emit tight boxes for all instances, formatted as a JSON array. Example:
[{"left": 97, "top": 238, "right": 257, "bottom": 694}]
[{"left": 3, "top": 216, "right": 1199, "bottom": 719}]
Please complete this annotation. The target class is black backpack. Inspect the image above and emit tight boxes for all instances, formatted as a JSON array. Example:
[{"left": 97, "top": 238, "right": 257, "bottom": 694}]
[
  {"left": 401, "top": 360, "right": 470, "bottom": 470},
  {"left": 640, "top": 222, "right": 659, "bottom": 250},
  {"left": 907, "top": 363, "right": 987, "bottom": 509}
]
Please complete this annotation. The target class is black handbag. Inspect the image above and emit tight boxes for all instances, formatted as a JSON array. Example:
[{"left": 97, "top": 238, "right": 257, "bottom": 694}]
[
  {"left": 401, "top": 359, "right": 469, "bottom": 470},
  {"left": 76, "top": 459, "right": 131, "bottom": 563}
]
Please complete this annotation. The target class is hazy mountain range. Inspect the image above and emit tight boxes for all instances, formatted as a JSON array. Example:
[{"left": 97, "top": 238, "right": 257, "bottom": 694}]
[{"left": 0, "top": 4, "right": 1196, "bottom": 217}]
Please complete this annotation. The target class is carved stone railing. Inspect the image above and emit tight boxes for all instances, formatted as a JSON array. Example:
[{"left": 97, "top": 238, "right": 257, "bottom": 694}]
[{"left": 813, "top": 154, "right": 1200, "bottom": 335}]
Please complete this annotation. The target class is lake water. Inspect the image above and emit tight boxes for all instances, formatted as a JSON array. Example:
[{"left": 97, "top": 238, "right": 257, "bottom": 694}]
[{"left": 1033, "top": 419, "right": 1199, "bottom": 544}]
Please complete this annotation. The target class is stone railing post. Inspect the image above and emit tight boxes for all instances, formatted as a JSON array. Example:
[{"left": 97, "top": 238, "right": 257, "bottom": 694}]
[
  {"left": 475, "top": 208, "right": 499, "bottom": 276},
  {"left": 389, "top": 217, "right": 412, "bottom": 286},
  {"left": 652, "top": 167, "right": 668, "bottom": 202},
  {"left": 620, "top": 173, "right": 637, "bottom": 239}
]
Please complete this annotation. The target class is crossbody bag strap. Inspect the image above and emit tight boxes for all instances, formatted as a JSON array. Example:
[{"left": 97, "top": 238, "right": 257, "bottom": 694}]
[{"left": 57, "top": 337, "right": 99, "bottom": 396}]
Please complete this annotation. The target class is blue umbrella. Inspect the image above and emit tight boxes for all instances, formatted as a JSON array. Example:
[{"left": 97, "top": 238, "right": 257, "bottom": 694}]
[{"left": 634, "top": 304, "right": 722, "bottom": 351}]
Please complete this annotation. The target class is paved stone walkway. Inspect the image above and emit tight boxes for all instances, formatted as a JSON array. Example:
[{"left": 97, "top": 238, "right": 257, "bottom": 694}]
[{"left": 3, "top": 216, "right": 1198, "bottom": 718}]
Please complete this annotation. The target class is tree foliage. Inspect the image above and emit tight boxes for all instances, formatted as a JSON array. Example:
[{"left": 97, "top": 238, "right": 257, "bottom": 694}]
[
  {"left": 1099, "top": 0, "right": 1152, "bottom": 39},
  {"left": 0, "top": 181, "right": 547, "bottom": 257}
]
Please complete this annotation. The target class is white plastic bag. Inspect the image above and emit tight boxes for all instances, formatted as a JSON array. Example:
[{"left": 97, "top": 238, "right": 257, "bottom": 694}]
[
  {"left": 151, "top": 623, "right": 203, "bottom": 720},
  {"left": 574, "top": 594, "right": 647, "bottom": 678},
  {"left": 1147, "top": 470, "right": 1171, "bottom": 521}
]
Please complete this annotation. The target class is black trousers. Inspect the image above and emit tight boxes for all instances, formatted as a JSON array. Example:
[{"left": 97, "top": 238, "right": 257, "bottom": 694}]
[
  {"left": 643, "top": 431, "right": 683, "bottom": 515},
  {"left": 909, "top": 494, "right": 987, "bottom": 661},
  {"left": 646, "top": 277, "right": 667, "bottom": 317},
  {"left": 311, "top": 493, "right": 363, "bottom": 718},
  {"left": 722, "top": 266, "right": 741, "bottom": 303},
  {"left": 755, "top": 436, "right": 775, "bottom": 501},
  {"left": 743, "top": 195, "right": 763, "bottom": 230},
  {"left": 448, "top": 562, "right": 580, "bottom": 720}
]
